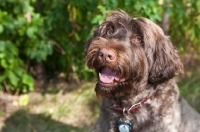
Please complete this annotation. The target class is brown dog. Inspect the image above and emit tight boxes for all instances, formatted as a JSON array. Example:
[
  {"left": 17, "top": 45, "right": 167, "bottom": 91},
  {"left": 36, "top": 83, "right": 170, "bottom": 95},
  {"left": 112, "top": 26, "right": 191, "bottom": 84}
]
[{"left": 85, "top": 10, "right": 200, "bottom": 132}]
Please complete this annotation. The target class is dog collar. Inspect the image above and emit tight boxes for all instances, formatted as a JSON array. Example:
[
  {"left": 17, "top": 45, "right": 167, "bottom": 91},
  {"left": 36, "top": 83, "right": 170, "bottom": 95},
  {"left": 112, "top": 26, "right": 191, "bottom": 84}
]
[{"left": 108, "top": 97, "right": 149, "bottom": 115}]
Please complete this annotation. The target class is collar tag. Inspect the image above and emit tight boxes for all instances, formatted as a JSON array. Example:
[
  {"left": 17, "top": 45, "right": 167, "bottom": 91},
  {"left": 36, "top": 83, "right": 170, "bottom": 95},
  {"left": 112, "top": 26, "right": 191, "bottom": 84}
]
[{"left": 118, "top": 120, "right": 132, "bottom": 132}]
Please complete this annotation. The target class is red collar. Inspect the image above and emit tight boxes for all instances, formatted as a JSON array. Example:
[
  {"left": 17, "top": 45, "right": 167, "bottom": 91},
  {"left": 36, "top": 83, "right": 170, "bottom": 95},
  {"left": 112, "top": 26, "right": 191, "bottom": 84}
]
[{"left": 108, "top": 97, "right": 150, "bottom": 115}]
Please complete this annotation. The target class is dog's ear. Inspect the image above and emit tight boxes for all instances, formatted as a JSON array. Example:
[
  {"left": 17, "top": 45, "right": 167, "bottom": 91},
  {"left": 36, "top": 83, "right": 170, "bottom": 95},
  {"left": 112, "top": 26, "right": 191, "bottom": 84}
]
[
  {"left": 135, "top": 18, "right": 183, "bottom": 84},
  {"left": 148, "top": 36, "right": 184, "bottom": 84}
]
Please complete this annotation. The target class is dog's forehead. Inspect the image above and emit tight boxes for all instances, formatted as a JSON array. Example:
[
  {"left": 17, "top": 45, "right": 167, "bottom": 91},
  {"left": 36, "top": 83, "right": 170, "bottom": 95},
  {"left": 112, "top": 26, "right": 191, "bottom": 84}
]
[
  {"left": 94, "top": 18, "right": 142, "bottom": 48},
  {"left": 99, "top": 19, "right": 140, "bottom": 35}
]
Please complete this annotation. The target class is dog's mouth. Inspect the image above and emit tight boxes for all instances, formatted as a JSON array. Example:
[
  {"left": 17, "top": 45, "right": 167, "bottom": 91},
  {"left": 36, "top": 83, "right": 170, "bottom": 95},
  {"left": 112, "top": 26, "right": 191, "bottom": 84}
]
[{"left": 98, "top": 67, "right": 126, "bottom": 87}]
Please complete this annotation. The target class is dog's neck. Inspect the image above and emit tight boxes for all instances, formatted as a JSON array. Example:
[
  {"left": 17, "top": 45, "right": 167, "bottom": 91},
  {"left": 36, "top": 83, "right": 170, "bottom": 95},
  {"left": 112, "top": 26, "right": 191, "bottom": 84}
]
[
  {"left": 108, "top": 97, "right": 150, "bottom": 115},
  {"left": 104, "top": 83, "right": 156, "bottom": 111}
]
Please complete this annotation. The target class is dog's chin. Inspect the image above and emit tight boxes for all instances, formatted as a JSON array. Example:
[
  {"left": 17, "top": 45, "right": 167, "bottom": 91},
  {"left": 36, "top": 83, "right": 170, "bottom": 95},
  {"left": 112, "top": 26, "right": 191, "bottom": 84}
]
[{"left": 95, "top": 79, "right": 132, "bottom": 98}]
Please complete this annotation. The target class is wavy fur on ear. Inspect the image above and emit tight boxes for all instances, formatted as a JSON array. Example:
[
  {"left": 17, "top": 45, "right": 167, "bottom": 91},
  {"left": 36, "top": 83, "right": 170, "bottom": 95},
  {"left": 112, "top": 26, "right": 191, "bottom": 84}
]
[{"left": 135, "top": 18, "right": 183, "bottom": 84}]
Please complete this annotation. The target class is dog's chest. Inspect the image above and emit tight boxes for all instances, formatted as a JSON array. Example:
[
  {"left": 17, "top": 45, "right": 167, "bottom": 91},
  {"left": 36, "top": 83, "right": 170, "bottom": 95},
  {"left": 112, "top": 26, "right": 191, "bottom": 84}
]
[
  {"left": 102, "top": 98, "right": 153, "bottom": 131},
  {"left": 101, "top": 96, "right": 181, "bottom": 132}
]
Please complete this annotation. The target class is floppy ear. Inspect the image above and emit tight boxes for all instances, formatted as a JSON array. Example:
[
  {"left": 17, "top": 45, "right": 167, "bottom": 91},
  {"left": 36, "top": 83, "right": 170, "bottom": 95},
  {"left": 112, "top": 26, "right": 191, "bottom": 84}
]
[
  {"left": 135, "top": 18, "right": 183, "bottom": 84},
  {"left": 148, "top": 36, "right": 183, "bottom": 84}
]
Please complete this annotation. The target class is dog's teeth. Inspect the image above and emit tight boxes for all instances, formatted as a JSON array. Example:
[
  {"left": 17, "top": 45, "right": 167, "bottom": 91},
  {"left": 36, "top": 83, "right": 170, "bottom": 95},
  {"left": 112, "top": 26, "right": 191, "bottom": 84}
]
[{"left": 99, "top": 72, "right": 101, "bottom": 77}]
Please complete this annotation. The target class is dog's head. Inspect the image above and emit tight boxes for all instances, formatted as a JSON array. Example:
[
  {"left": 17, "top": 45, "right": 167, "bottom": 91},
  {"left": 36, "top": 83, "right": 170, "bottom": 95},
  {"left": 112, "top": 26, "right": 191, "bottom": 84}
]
[{"left": 85, "top": 11, "right": 183, "bottom": 98}]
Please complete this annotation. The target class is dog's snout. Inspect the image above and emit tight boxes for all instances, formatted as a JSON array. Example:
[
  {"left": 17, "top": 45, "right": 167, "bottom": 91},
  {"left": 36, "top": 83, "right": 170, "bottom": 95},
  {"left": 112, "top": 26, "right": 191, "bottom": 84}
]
[{"left": 99, "top": 48, "right": 116, "bottom": 62}]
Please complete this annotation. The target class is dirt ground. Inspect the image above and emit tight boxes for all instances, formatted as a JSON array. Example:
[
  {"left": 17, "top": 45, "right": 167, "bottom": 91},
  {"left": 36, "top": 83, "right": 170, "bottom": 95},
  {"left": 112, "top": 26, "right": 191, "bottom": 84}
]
[
  {"left": 0, "top": 81, "right": 99, "bottom": 132},
  {"left": 0, "top": 66, "right": 200, "bottom": 132}
]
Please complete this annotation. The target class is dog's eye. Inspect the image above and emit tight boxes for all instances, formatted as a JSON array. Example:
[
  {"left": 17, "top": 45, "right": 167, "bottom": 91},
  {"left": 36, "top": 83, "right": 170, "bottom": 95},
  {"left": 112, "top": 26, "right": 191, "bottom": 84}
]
[
  {"left": 131, "top": 36, "right": 142, "bottom": 44},
  {"left": 106, "top": 30, "right": 113, "bottom": 36}
]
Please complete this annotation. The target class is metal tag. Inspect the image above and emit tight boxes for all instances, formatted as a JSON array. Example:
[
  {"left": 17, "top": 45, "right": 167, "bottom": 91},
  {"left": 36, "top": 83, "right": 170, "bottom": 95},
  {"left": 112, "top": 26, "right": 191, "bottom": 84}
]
[{"left": 118, "top": 120, "right": 132, "bottom": 132}]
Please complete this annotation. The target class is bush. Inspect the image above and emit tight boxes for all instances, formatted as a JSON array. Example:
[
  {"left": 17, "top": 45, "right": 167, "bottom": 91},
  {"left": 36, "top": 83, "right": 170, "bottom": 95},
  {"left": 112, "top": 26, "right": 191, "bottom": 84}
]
[
  {"left": 0, "top": 0, "right": 52, "bottom": 93},
  {"left": 0, "top": 0, "right": 200, "bottom": 93}
]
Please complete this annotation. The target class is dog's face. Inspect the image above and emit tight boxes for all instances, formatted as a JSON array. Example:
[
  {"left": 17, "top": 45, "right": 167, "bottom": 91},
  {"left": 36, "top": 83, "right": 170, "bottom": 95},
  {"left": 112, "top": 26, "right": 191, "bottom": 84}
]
[{"left": 85, "top": 11, "right": 183, "bottom": 98}]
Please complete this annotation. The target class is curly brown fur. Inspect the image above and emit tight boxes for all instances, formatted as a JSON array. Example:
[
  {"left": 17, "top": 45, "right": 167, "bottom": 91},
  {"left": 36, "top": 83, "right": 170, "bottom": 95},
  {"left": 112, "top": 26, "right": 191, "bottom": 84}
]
[{"left": 85, "top": 10, "right": 200, "bottom": 132}]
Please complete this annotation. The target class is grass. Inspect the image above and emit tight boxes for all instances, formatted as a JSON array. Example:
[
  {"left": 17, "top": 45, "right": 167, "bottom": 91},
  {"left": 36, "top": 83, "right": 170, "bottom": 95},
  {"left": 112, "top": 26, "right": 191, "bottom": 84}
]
[
  {"left": 0, "top": 82, "right": 99, "bottom": 132},
  {"left": 0, "top": 70, "right": 200, "bottom": 132},
  {"left": 178, "top": 71, "right": 200, "bottom": 112},
  {"left": 1, "top": 110, "right": 86, "bottom": 132}
]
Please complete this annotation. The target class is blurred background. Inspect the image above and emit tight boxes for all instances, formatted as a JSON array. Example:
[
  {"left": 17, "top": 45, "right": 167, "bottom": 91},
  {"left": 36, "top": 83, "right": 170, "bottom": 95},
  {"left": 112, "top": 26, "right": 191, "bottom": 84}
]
[{"left": 0, "top": 0, "right": 200, "bottom": 131}]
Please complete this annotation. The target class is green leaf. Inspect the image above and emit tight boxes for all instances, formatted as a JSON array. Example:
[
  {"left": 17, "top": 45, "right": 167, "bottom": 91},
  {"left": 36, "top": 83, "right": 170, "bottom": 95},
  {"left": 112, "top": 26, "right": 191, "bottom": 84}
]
[
  {"left": 22, "top": 74, "right": 33, "bottom": 85},
  {"left": 19, "top": 94, "right": 30, "bottom": 106},
  {"left": 0, "top": 53, "right": 5, "bottom": 58},
  {"left": 26, "top": 27, "right": 36, "bottom": 38},
  {"left": 15, "top": 68, "right": 24, "bottom": 76},
  {"left": 1, "top": 59, "right": 8, "bottom": 68},
  {"left": 0, "top": 74, "right": 6, "bottom": 82},
  {"left": 75, "top": 32, "right": 80, "bottom": 41},
  {"left": 0, "top": 41, "right": 6, "bottom": 52},
  {"left": 0, "top": 25, "right": 4, "bottom": 34},
  {"left": 21, "top": 74, "right": 34, "bottom": 92},
  {"left": 7, "top": 70, "right": 19, "bottom": 87},
  {"left": 29, "top": 85, "right": 34, "bottom": 91}
]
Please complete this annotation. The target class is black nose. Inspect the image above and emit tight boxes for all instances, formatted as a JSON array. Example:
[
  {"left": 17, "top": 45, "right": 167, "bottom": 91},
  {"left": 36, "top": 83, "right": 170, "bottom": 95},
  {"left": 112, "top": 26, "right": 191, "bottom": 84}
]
[{"left": 99, "top": 48, "right": 116, "bottom": 62}]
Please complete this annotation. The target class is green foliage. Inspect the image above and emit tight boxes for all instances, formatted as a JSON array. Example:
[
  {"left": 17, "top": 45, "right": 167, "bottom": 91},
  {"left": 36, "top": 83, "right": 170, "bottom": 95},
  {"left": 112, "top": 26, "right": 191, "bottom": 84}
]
[
  {"left": 34, "top": 0, "right": 99, "bottom": 80},
  {"left": 169, "top": 0, "right": 200, "bottom": 53},
  {"left": 0, "top": 0, "right": 52, "bottom": 93},
  {"left": 0, "top": 0, "right": 200, "bottom": 93}
]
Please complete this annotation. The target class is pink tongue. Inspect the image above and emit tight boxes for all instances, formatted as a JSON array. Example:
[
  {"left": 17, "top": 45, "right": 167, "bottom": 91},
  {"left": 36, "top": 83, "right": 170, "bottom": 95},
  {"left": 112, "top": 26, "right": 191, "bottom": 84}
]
[{"left": 99, "top": 67, "right": 120, "bottom": 83}]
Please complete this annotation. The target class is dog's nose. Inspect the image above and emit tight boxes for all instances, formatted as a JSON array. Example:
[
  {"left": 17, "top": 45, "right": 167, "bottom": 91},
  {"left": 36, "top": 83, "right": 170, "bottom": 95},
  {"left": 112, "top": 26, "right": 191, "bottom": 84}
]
[{"left": 99, "top": 48, "right": 116, "bottom": 62}]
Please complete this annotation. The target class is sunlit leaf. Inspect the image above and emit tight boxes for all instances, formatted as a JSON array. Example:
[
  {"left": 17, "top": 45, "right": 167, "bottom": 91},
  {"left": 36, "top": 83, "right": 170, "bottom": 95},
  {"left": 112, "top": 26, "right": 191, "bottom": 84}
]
[
  {"left": 19, "top": 94, "right": 30, "bottom": 106},
  {"left": 1, "top": 59, "right": 7, "bottom": 68}
]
